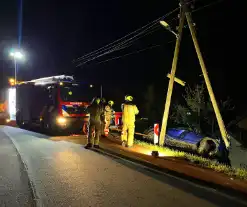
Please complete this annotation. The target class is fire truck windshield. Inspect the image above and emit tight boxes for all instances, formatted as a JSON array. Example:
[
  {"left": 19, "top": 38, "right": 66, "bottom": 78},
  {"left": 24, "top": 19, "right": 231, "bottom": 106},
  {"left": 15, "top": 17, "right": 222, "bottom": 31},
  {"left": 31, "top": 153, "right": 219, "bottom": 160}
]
[{"left": 60, "top": 84, "right": 96, "bottom": 102}]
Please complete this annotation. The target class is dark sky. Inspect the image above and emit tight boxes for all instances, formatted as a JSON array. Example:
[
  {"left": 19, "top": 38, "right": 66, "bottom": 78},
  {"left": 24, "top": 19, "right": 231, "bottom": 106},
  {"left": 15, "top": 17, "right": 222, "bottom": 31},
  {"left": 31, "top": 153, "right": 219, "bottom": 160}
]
[{"left": 0, "top": 0, "right": 244, "bottom": 116}]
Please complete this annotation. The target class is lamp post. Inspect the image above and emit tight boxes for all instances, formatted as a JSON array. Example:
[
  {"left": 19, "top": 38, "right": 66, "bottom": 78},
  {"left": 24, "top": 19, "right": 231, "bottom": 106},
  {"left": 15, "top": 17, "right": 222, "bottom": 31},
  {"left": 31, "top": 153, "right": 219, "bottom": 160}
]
[
  {"left": 10, "top": 50, "right": 24, "bottom": 85},
  {"left": 160, "top": 20, "right": 179, "bottom": 38}
]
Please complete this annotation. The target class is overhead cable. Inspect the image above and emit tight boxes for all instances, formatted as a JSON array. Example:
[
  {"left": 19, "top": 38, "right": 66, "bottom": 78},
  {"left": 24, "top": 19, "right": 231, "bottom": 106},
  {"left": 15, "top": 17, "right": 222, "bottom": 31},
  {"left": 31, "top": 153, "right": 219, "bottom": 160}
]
[{"left": 73, "top": 7, "right": 179, "bottom": 64}]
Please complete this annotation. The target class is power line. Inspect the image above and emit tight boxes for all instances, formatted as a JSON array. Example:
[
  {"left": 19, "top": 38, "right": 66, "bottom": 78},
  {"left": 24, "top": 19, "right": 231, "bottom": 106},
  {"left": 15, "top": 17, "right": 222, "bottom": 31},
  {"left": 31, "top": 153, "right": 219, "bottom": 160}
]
[
  {"left": 97, "top": 40, "right": 175, "bottom": 65},
  {"left": 76, "top": 25, "right": 162, "bottom": 67},
  {"left": 169, "top": 0, "right": 225, "bottom": 23},
  {"left": 109, "top": 25, "right": 161, "bottom": 52},
  {"left": 75, "top": 24, "right": 161, "bottom": 66},
  {"left": 75, "top": 0, "right": 224, "bottom": 67},
  {"left": 73, "top": 7, "right": 179, "bottom": 64},
  {"left": 75, "top": 24, "right": 159, "bottom": 64},
  {"left": 192, "top": 0, "right": 224, "bottom": 12},
  {"left": 98, "top": 45, "right": 160, "bottom": 64},
  {"left": 74, "top": 0, "right": 204, "bottom": 66}
]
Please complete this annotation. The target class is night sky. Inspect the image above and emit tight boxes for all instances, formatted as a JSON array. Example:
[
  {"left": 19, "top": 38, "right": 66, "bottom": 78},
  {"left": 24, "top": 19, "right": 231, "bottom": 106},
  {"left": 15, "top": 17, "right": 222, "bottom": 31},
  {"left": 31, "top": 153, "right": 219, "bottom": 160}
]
[{"left": 0, "top": 0, "right": 244, "bottom": 118}]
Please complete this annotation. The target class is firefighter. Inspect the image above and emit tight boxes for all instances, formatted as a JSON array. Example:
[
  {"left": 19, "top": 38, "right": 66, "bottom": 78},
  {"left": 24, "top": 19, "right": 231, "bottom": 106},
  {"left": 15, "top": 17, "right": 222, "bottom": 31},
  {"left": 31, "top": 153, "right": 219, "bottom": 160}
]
[
  {"left": 100, "top": 98, "right": 106, "bottom": 136},
  {"left": 85, "top": 97, "right": 104, "bottom": 149},
  {"left": 104, "top": 100, "right": 115, "bottom": 137},
  {"left": 101, "top": 98, "right": 106, "bottom": 105},
  {"left": 121, "top": 95, "right": 139, "bottom": 147}
]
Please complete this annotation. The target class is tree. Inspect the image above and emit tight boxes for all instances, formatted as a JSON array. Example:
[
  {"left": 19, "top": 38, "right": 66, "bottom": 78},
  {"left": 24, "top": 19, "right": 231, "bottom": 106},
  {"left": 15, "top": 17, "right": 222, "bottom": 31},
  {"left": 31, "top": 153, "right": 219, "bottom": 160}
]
[
  {"left": 171, "top": 83, "right": 234, "bottom": 135},
  {"left": 205, "top": 97, "right": 234, "bottom": 135},
  {"left": 171, "top": 84, "right": 205, "bottom": 133}
]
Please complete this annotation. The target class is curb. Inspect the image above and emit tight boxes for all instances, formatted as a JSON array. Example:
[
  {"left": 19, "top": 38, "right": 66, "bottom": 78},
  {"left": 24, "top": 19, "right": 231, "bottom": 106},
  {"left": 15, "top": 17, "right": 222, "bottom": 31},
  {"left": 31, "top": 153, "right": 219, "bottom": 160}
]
[{"left": 96, "top": 141, "right": 247, "bottom": 201}]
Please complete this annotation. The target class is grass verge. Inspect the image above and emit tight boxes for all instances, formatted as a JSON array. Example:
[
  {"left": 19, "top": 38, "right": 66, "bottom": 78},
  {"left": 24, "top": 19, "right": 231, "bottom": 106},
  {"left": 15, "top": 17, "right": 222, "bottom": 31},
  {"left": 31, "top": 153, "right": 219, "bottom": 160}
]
[{"left": 134, "top": 140, "right": 247, "bottom": 180}]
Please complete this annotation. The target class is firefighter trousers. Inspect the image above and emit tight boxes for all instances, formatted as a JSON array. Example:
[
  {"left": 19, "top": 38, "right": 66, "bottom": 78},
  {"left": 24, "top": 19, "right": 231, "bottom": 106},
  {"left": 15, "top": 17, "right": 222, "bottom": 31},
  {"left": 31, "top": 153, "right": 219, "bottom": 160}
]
[
  {"left": 104, "top": 117, "right": 111, "bottom": 136},
  {"left": 101, "top": 123, "right": 105, "bottom": 135},
  {"left": 88, "top": 119, "right": 101, "bottom": 145},
  {"left": 121, "top": 122, "right": 135, "bottom": 147}
]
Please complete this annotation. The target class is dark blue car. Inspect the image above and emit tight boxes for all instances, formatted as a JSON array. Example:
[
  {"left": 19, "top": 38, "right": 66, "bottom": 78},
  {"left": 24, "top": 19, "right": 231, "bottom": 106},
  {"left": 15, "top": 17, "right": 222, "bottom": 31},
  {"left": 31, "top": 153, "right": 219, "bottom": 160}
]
[{"left": 143, "top": 127, "right": 223, "bottom": 158}]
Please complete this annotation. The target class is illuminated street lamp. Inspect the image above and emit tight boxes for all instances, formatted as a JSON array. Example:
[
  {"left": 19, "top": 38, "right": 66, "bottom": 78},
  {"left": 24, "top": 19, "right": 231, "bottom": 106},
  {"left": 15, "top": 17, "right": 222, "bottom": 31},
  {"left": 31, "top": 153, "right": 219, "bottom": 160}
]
[
  {"left": 10, "top": 51, "right": 23, "bottom": 59},
  {"left": 9, "top": 50, "right": 24, "bottom": 86},
  {"left": 160, "top": 20, "right": 178, "bottom": 38}
]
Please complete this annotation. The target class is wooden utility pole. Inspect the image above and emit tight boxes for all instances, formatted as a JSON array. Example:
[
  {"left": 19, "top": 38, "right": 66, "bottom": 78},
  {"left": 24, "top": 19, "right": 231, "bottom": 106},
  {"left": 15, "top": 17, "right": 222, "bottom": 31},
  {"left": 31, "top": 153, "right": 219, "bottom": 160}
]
[
  {"left": 159, "top": 0, "right": 229, "bottom": 149},
  {"left": 184, "top": 1, "right": 229, "bottom": 148},
  {"left": 159, "top": 7, "right": 185, "bottom": 146},
  {"left": 167, "top": 73, "right": 186, "bottom": 86}
]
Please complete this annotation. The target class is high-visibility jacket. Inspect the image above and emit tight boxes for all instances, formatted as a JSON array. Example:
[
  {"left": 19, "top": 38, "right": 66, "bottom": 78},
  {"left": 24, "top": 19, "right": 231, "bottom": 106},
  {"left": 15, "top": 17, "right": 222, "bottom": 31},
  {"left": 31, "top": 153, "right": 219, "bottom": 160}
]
[
  {"left": 121, "top": 103, "right": 139, "bottom": 124},
  {"left": 104, "top": 104, "right": 114, "bottom": 120}
]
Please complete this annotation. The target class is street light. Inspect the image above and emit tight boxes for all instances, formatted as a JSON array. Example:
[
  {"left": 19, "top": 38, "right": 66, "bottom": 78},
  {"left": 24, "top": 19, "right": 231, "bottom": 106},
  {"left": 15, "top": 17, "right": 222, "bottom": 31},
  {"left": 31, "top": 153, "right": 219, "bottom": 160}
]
[
  {"left": 9, "top": 50, "right": 24, "bottom": 85},
  {"left": 160, "top": 20, "right": 179, "bottom": 38}
]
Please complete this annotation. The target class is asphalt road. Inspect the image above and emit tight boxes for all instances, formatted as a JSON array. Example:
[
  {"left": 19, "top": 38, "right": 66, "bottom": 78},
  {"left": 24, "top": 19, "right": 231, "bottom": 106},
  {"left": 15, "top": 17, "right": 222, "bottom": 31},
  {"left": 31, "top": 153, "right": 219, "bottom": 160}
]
[
  {"left": 0, "top": 126, "right": 35, "bottom": 207},
  {"left": 1, "top": 126, "right": 247, "bottom": 207}
]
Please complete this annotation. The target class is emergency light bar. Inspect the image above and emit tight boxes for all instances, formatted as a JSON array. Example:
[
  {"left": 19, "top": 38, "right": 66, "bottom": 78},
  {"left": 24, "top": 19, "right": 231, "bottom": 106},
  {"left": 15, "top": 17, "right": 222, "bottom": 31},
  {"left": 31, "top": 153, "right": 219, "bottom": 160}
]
[{"left": 19, "top": 75, "right": 74, "bottom": 86}]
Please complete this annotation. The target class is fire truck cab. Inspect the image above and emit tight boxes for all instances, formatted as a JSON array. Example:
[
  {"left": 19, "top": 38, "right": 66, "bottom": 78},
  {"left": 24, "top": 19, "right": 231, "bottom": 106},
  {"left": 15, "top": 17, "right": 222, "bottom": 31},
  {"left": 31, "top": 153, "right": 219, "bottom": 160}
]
[{"left": 16, "top": 75, "right": 97, "bottom": 134}]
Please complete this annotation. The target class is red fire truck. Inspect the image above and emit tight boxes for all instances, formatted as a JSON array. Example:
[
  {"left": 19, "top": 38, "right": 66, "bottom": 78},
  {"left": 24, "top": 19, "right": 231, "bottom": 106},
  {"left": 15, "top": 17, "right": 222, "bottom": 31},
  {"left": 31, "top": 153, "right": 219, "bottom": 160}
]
[
  {"left": 0, "top": 101, "right": 9, "bottom": 124},
  {"left": 16, "top": 75, "right": 98, "bottom": 134}
]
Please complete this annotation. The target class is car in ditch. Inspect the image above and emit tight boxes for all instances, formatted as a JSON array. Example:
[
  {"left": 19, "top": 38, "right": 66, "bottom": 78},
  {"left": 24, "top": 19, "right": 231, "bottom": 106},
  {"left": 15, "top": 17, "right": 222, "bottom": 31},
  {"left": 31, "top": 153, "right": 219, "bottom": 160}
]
[
  {"left": 112, "top": 115, "right": 228, "bottom": 160},
  {"left": 142, "top": 127, "right": 225, "bottom": 159}
]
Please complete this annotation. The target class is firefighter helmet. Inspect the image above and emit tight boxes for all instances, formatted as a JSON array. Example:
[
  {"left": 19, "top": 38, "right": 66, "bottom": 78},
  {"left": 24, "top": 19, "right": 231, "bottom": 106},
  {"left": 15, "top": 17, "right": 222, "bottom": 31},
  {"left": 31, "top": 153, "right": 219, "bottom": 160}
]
[
  {"left": 95, "top": 98, "right": 101, "bottom": 104},
  {"left": 101, "top": 98, "right": 106, "bottom": 104},
  {"left": 108, "top": 100, "right": 114, "bottom": 106},
  {"left": 125, "top": 95, "right": 133, "bottom": 102},
  {"left": 92, "top": 97, "right": 101, "bottom": 105}
]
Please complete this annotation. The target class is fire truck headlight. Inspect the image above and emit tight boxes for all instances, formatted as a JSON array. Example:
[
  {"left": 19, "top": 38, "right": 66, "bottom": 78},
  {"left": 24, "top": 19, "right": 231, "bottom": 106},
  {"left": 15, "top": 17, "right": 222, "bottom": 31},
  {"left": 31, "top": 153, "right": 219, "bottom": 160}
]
[{"left": 56, "top": 117, "right": 66, "bottom": 125}]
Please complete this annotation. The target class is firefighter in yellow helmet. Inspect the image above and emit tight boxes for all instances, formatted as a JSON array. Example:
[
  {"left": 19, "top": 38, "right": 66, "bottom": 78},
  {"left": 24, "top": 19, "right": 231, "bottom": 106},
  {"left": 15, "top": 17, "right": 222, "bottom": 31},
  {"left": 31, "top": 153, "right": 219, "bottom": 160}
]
[
  {"left": 121, "top": 95, "right": 139, "bottom": 147},
  {"left": 85, "top": 97, "right": 104, "bottom": 149},
  {"left": 100, "top": 98, "right": 106, "bottom": 136},
  {"left": 104, "top": 100, "right": 115, "bottom": 137}
]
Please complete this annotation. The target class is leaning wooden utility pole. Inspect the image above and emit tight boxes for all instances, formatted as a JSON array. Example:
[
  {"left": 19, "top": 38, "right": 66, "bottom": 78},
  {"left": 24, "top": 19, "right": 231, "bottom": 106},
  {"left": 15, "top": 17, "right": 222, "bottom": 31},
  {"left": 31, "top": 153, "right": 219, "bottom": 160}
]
[
  {"left": 159, "top": 0, "right": 229, "bottom": 149},
  {"left": 159, "top": 6, "right": 185, "bottom": 146},
  {"left": 183, "top": 0, "right": 229, "bottom": 148}
]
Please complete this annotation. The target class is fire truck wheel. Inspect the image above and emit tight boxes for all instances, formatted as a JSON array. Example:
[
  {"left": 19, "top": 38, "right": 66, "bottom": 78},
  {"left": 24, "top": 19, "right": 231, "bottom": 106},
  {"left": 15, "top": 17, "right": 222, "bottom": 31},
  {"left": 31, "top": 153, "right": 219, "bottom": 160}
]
[
  {"left": 44, "top": 122, "right": 51, "bottom": 131},
  {"left": 16, "top": 111, "right": 22, "bottom": 127}
]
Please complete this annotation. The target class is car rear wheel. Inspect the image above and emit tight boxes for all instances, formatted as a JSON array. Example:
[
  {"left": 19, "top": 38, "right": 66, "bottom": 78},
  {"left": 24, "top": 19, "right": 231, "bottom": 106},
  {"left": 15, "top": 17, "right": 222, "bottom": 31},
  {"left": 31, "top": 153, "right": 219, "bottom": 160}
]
[{"left": 197, "top": 138, "right": 217, "bottom": 157}]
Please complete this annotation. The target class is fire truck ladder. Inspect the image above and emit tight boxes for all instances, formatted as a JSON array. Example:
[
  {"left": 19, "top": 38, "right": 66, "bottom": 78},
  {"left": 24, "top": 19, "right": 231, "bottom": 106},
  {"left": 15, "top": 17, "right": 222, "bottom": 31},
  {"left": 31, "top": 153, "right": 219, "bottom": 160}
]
[{"left": 21, "top": 75, "right": 74, "bottom": 85}]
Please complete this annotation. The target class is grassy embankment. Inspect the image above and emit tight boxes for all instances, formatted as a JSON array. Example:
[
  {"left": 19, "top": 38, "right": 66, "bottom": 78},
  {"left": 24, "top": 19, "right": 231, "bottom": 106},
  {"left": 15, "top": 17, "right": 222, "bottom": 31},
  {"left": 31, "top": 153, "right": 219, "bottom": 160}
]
[{"left": 135, "top": 140, "right": 247, "bottom": 180}]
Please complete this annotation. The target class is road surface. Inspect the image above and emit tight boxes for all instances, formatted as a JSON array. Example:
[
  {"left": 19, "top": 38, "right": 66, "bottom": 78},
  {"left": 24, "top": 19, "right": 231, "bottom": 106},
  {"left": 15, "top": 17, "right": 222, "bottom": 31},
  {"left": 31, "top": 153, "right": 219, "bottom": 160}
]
[
  {"left": 0, "top": 126, "right": 247, "bottom": 207},
  {"left": 0, "top": 126, "right": 34, "bottom": 206}
]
